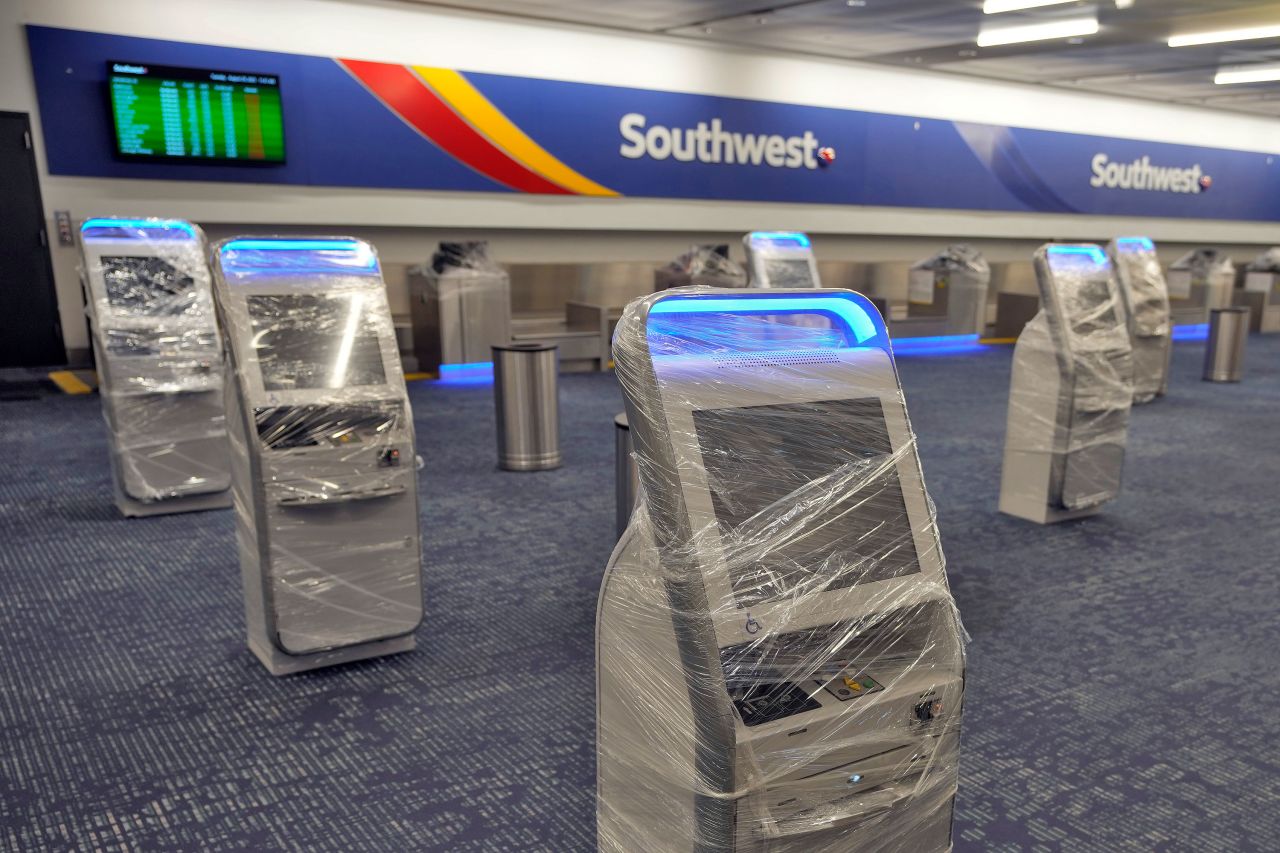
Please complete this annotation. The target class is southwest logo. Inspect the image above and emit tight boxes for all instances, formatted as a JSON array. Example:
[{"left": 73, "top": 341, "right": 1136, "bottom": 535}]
[
  {"left": 1090, "top": 153, "right": 1209, "bottom": 194},
  {"left": 619, "top": 113, "right": 823, "bottom": 169}
]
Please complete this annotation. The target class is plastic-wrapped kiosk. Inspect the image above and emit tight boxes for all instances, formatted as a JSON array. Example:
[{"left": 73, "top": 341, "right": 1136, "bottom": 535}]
[
  {"left": 742, "top": 232, "right": 822, "bottom": 288},
  {"left": 210, "top": 237, "right": 424, "bottom": 675},
  {"left": 999, "top": 244, "right": 1134, "bottom": 524},
  {"left": 1108, "top": 237, "right": 1172, "bottom": 403},
  {"left": 598, "top": 288, "right": 965, "bottom": 852},
  {"left": 78, "top": 217, "right": 231, "bottom": 517}
]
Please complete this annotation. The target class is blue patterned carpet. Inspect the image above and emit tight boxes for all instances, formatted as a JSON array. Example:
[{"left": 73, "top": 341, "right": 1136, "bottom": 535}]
[{"left": 1, "top": 335, "right": 1277, "bottom": 852}]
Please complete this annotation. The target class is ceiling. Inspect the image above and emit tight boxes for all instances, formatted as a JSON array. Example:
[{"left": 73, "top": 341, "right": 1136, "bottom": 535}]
[{"left": 416, "top": 0, "right": 1280, "bottom": 117}]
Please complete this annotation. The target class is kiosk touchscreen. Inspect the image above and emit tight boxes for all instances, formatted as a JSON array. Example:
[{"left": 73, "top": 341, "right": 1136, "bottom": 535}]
[
  {"left": 79, "top": 218, "right": 231, "bottom": 517},
  {"left": 999, "top": 244, "right": 1134, "bottom": 525},
  {"left": 1108, "top": 238, "right": 1172, "bottom": 403},
  {"left": 211, "top": 237, "right": 423, "bottom": 675},
  {"left": 743, "top": 232, "right": 821, "bottom": 288},
  {"left": 598, "top": 289, "right": 965, "bottom": 852}
]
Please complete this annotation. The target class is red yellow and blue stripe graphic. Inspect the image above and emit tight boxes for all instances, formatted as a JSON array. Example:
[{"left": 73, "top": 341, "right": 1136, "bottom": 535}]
[{"left": 338, "top": 58, "right": 618, "bottom": 197}]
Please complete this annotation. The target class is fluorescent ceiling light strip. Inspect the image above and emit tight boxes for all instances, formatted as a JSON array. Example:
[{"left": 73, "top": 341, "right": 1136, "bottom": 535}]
[
  {"left": 1169, "top": 24, "right": 1280, "bottom": 47},
  {"left": 983, "top": 0, "right": 1077, "bottom": 14},
  {"left": 1215, "top": 65, "right": 1280, "bottom": 85},
  {"left": 977, "top": 16, "right": 1098, "bottom": 47}
]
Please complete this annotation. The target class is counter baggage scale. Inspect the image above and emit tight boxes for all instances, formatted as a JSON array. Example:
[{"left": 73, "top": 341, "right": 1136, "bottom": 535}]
[
  {"left": 1107, "top": 238, "right": 1172, "bottom": 403},
  {"left": 999, "top": 245, "right": 1134, "bottom": 524},
  {"left": 78, "top": 218, "right": 232, "bottom": 517},
  {"left": 743, "top": 232, "right": 821, "bottom": 288},
  {"left": 597, "top": 289, "right": 965, "bottom": 852},
  {"left": 211, "top": 237, "right": 424, "bottom": 675},
  {"left": 1238, "top": 248, "right": 1280, "bottom": 333}
]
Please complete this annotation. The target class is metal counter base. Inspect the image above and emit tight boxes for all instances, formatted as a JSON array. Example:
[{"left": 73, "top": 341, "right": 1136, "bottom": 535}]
[
  {"left": 249, "top": 633, "right": 417, "bottom": 677},
  {"left": 116, "top": 488, "right": 232, "bottom": 519}
]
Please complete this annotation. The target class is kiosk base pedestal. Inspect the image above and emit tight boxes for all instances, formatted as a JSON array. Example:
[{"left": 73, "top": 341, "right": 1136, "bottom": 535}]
[
  {"left": 998, "top": 495, "right": 1102, "bottom": 525},
  {"left": 249, "top": 634, "right": 417, "bottom": 677},
  {"left": 116, "top": 489, "right": 232, "bottom": 519}
]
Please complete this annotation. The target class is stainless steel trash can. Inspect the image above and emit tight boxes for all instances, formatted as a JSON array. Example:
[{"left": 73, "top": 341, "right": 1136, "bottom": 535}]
[
  {"left": 493, "top": 342, "right": 560, "bottom": 470},
  {"left": 615, "top": 412, "right": 638, "bottom": 539},
  {"left": 1204, "top": 307, "right": 1249, "bottom": 382}
]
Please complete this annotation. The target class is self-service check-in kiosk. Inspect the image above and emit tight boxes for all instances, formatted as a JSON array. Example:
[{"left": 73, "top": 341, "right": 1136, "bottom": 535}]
[
  {"left": 211, "top": 237, "right": 423, "bottom": 675},
  {"left": 1238, "top": 249, "right": 1280, "bottom": 333},
  {"left": 598, "top": 289, "right": 965, "bottom": 852},
  {"left": 903, "top": 245, "right": 990, "bottom": 337},
  {"left": 743, "top": 232, "right": 821, "bottom": 288},
  {"left": 79, "top": 218, "right": 231, "bottom": 517},
  {"left": 999, "top": 245, "right": 1134, "bottom": 524},
  {"left": 1108, "top": 238, "right": 1172, "bottom": 403}
]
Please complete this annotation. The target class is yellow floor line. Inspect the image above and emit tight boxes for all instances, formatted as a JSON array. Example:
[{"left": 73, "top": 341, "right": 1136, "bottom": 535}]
[
  {"left": 979, "top": 337, "right": 1018, "bottom": 345},
  {"left": 48, "top": 370, "right": 94, "bottom": 394},
  {"left": 404, "top": 371, "right": 436, "bottom": 381}
]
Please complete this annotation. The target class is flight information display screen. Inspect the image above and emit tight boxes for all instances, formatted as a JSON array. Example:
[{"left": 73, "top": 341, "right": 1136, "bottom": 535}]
[
  {"left": 693, "top": 398, "right": 920, "bottom": 608},
  {"left": 247, "top": 294, "right": 387, "bottom": 391},
  {"left": 107, "top": 61, "right": 285, "bottom": 163}
]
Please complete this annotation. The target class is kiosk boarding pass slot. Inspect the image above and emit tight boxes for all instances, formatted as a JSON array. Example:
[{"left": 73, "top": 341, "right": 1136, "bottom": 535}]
[
  {"left": 597, "top": 288, "right": 965, "bottom": 852},
  {"left": 78, "top": 217, "right": 232, "bottom": 516},
  {"left": 742, "top": 231, "right": 822, "bottom": 289},
  {"left": 211, "top": 237, "right": 423, "bottom": 675}
]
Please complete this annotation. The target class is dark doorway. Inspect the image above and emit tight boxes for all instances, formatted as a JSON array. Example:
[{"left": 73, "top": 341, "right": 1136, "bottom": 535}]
[{"left": 0, "top": 111, "right": 65, "bottom": 367}]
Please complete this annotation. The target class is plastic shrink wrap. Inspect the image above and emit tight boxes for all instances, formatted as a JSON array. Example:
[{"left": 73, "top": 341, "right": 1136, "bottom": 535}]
[
  {"left": 656, "top": 245, "right": 749, "bottom": 290},
  {"left": 908, "top": 244, "right": 991, "bottom": 336},
  {"left": 1168, "top": 248, "right": 1235, "bottom": 313},
  {"left": 1107, "top": 238, "right": 1171, "bottom": 403},
  {"left": 78, "top": 218, "right": 232, "bottom": 516},
  {"left": 210, "top": 237, "right": 423, "bottom": 675},
  {"left": 409, "top": 240, "right": 511, "bottom": 372},
  {"left": 743, "top": 232, "right": 822, "bottom": 289},
  {"left": 597, "top": 287, "right": 965, "bottom": 852},
  {"left": 999, "top": 244, "right": 1134, "bottom": 524}
]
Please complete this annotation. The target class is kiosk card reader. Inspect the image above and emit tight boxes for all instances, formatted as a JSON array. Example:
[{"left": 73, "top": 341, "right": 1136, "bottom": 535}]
[
  {"left": 598, "top": 289, "right": 965, "bottom": 852},
  {"left": 79, "top": 218, "right": 231, "bottom": 517},
  {"left": 743, "top": 232, "right": 821, "bottom": 288},
  {"left": 1108, "top": 238, "right": 1172, "bottom": 403},
  {"left": 999, "top": 244, "right": 1134, "bottom": 524},
  {"left": 211, "top": 237, "right": 424, "bottom": 675},
  {"left": 903, "top": 245, "right": 990, "bottom": 337}
]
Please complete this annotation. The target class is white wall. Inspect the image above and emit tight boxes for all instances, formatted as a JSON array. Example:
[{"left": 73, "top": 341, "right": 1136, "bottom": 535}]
[{"left": 5, "top": 0, "right": 1280, "bottom": 357}]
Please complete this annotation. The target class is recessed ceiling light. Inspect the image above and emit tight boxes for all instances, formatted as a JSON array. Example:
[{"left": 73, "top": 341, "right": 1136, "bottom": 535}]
[
  {"left": 977, "top": 16, "right": 1098, "bottom": 46},
  {"left": 1215, "top": 65, "right": 1280, "bottom": 85},
  {"left": 1169, "top": 24, "right": 1280, "bottom": 47},
  {"left": 846, "top": 0, "right": 867, "bottom": 6},
  {"left": 983, "top": 0, "right": 1077, "bottom": 13}
]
